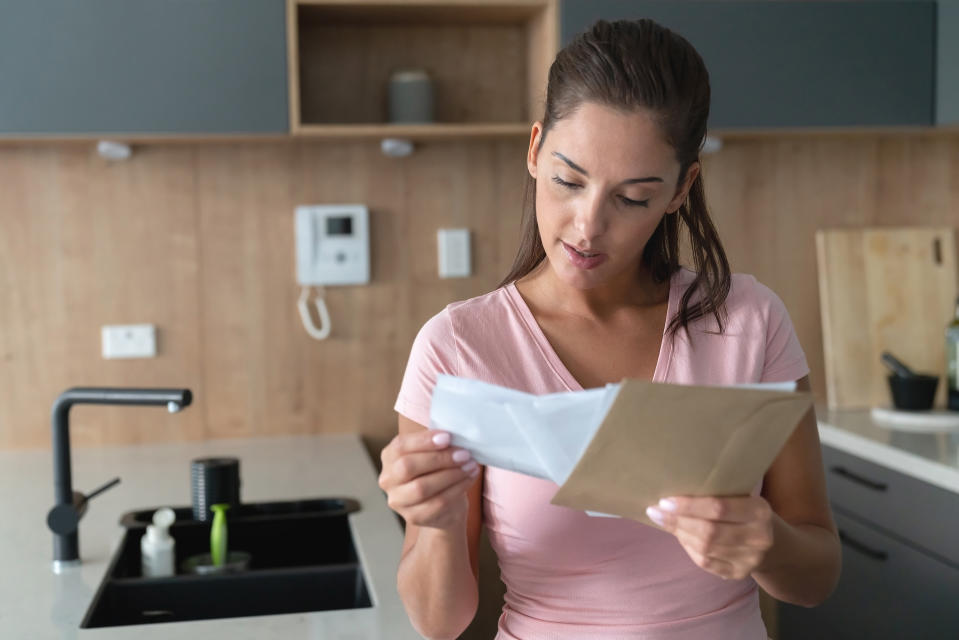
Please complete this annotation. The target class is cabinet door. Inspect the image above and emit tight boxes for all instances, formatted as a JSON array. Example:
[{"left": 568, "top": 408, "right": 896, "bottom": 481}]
[
  {"left": 779, "top": 510, "right": 959, "bottom": 640},
  {"left": 821, "top": 444, "right": 959, "bottom": 566},
  {"left": 938, "top": 0, "right": 959, "bottom": 124},
  {"left": 0, "top": 0, "right": 288, "bottom": 135},
  {"left": 559, "top": 1, "right": 935, "bottom": 129}
]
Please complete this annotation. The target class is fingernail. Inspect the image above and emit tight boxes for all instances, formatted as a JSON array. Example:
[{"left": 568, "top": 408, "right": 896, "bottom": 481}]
[
  {"left": 658, "top": 498, "right": 677, "bottom": 512},
  {"left": 462, "top": 460, "right": 479, "bottom": 474},
  {"left": 452, "top": 449, "right": 471, "bottom": 463},
  {"left": 432, "top": 432, "right": 450, "bottom": 447},
  {"left": 646, "top": 506, "right": 665, "bottom": 525}
]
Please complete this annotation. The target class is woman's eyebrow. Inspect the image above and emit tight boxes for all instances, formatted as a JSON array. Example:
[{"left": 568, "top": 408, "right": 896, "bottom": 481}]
[{"left": 551, "top": 151, "right": 664, "bottom": 184}]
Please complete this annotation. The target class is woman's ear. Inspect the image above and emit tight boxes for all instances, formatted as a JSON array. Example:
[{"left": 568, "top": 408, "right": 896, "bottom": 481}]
[
  {"left": 527, "top": 122, "right": 544, "bottom": 180},
  {"left": 665, "top": 161, "right": 700, "bottom": 214}
]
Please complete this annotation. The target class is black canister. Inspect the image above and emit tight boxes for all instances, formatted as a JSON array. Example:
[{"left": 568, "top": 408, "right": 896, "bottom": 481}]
[{"left": 191, "top": 457, "right": 240, "bottom": 521}]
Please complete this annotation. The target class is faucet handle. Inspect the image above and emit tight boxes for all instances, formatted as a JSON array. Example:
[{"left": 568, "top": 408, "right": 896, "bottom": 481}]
[
  {"left": 84, "top": 476, "right": 121, "bottom": 502},
  {"left": 46, "top": 477, "right": 121, "bottom": 536}
]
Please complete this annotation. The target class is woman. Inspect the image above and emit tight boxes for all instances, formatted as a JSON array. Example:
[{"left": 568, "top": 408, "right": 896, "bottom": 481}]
[{"left": 379, "top": 18, "right": 840, "bottom": 640}]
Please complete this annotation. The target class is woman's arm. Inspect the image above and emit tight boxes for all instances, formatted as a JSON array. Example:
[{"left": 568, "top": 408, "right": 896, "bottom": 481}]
[
  {"left": 646, "top": 376, "right": 841, "bottom": 607},
  {"left": 388, "top": 415, "right": 485, "bottom": 639},
  {"left": 751, "top": 375, "right": 841, "bottom": 605}
]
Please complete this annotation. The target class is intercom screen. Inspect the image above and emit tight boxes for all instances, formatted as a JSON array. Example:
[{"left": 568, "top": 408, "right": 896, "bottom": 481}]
[{"left": 327, "top": 216, "right": 353, "bottom": 236}]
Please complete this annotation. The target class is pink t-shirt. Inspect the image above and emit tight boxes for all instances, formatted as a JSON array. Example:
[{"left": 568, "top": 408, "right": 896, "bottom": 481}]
[{"left": 394, "top": 268, "right": 809, "bottom": 640}]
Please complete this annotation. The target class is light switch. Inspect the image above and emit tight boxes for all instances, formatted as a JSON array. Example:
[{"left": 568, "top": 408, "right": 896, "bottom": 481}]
[
  {"left": 438, "top": 229, "right": 471, "bottom": 278},
  {"left": 102, "top": 324, "right": 157, "bottom": 359}
]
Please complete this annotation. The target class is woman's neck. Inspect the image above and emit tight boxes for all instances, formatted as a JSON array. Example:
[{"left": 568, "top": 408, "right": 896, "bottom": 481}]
[{"left": 518, "top": 260, "right": 671, "bottom": 323}]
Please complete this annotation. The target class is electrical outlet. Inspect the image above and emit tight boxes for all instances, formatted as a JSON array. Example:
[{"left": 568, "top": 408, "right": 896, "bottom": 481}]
[{"left": 101, "top": 324, "right": 157, "bottom": 359}]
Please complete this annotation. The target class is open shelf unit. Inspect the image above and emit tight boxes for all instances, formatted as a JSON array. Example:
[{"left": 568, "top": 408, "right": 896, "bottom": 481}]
[{"left": 287, "top": 0, "right": 558, "bottom": 140}]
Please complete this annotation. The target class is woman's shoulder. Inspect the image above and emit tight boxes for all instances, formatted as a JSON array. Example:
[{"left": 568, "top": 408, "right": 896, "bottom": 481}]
[
  {"left": 446, "top": 285, "right": 516, "bottom": 318},
  {"left": 728, "top": 272, "right": 789, "bottom": 321},
  {"left": 672, "top": 267, "right": 792, "bottom": 333},
  {"left": 399, "top": 289, "right": 514, "bottom": 424},
  {"left": 671, "top": 268, "right": 808, "bottom": 381},
  {"left": 414, "top": 285, "right": 518, "bottom": 345}
]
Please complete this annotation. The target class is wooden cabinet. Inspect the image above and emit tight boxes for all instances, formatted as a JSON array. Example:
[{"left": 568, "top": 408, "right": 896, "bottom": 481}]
[
  {"left": 288, "top": 0, "right": 558, "bottom": 140},
  {"left": 778, "top": 445, "right": 959, "bottom": 639},
  {"left": 559, "top": 1, "right": 936, "bottom": 130},
  {"left": 0, "top": 0, "right": 289, "bottom": 136}
]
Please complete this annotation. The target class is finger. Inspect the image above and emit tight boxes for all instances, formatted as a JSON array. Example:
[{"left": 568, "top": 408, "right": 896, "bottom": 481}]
[
  {"left": 389, "top": 463, "right": 480, "bottom": 509},
  {"left": 383, "top": 430, "right": 455, "bottom": 465},
  {"left": 383, "top": 447, "right": 474, "bottom": 486},
  {"left": 662, "top": 513, "right": 773, "bottom": 550},
  {"left": 673, "top": 526, "right": 768, "bottom": 568},
  {"left": 681, "top": 543, "right": 747, "bottom": 580},
  {"left": 403, "top": 472, "right": 479, "bottom": 524},
  {"left": 655, "top": 495, "right": 769, "bottom": 524}
]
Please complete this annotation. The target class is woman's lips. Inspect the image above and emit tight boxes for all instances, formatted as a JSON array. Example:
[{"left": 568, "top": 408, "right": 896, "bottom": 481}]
[{"left": 562, "top": 242, "right": 607, "bottom": 270}]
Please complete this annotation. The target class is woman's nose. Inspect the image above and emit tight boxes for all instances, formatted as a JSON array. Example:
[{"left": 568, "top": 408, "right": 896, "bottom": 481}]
[{"left": 572, "top": 193, "right": 608, "bottom": 240}]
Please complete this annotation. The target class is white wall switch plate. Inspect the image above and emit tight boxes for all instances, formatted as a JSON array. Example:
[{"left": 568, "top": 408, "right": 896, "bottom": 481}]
[
  {"left": 438, "top": 228, "right": 471, "bottom": 278},
  {"left": 101, "top": 324, "right": 157, "bottom": 359}
]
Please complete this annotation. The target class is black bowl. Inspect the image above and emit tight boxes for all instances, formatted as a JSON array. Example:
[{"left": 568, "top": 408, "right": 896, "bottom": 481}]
[{"left": 887, "top": 374, "right": 939, "bottom": 411}]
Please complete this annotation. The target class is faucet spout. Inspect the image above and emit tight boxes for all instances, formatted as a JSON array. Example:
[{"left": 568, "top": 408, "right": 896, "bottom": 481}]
[{"left": 50, "top": 387, "right": 192, "bottom": 570}]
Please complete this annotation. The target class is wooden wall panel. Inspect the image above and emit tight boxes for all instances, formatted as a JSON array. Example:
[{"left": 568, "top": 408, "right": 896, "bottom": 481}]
[
  {"left": 195, "top": 143, "right": 298, "bottom": 439},
  {"left": 0, "top": 145, "right": 204, "bottom": 448},
  {"left": 1, "top": 133, "right": 958, "bottom": 451}
]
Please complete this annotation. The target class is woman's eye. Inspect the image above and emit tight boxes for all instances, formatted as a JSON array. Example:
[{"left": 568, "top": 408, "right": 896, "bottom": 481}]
[
  {"left": 551, "top": 175, "right": 647, "bottom": 207},
  {"left": 551, "top": 175, "right": 580, "bottom": 189},
  {"left": 619, "top": 196, "right": 649, "bottom": 208}
]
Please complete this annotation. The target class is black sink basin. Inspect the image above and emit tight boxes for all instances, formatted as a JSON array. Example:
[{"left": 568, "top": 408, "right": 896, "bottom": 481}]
[{"left": 81, "top": 498, "right": 371, "bottom": 628}]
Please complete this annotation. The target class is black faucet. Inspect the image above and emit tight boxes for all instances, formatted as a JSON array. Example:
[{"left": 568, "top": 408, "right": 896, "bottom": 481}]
[{"left": 47, "top": 387, "right": 192, "bottom": 572}]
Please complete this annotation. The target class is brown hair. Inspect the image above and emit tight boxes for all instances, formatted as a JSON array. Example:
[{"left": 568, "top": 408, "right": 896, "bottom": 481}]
[{"left": 500, "top": 18, "right": 731, "bottom": 337}]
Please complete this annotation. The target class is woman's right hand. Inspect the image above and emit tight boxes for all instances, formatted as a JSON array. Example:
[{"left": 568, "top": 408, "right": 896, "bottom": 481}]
[{"left": 379, "top": 430, "right": 480, "bottom": 531}]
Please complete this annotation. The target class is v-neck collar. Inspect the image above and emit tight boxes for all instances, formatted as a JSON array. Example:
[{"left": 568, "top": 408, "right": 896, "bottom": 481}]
[{"left": 504, "top": 271, "right": 680, "bottom": 392}]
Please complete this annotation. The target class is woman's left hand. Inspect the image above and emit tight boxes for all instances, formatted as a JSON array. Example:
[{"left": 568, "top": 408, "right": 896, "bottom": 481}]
[{"left": 646, "top": 496, "right": 775, "bottom": 581}]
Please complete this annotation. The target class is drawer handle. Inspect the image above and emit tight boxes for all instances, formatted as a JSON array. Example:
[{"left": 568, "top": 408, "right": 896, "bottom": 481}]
[
  {"left": 839, "top": 529, "right": 889, "bottom": 562},
  {"left": 830, "top": 466, "right": 888, "bottom": 492}
]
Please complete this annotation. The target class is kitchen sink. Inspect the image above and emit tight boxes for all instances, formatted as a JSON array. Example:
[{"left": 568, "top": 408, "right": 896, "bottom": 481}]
[{"left": 81, "top": 498, "right": 371, "bottom": 628}]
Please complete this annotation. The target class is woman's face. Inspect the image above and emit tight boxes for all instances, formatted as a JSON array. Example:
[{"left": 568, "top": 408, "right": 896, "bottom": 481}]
[{"left": 526, "top": 102, "right": 699, "bottom": 291}]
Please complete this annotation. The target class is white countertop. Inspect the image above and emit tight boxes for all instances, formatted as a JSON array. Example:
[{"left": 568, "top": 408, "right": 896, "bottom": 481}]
[
  {"left": 0, "top": 434, "right": 421, "bottom": 640},
  {"left": 817, "top": 407, "right": 959, "bottom": 494}
]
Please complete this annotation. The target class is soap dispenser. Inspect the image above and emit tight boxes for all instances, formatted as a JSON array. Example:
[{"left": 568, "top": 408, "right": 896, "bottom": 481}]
[{"left": 141, "top": 507, "right": 176, "bottom": 577}]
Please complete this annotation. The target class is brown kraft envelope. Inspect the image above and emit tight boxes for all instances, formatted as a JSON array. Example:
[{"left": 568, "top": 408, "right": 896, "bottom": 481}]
[{"left": 550, "top": 379, "right": 814, "bottom": 526}]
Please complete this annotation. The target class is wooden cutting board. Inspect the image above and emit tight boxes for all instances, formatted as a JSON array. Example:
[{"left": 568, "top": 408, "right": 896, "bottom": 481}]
[{"left": 817, "top": 227, "right": 958, "bottom": 410}]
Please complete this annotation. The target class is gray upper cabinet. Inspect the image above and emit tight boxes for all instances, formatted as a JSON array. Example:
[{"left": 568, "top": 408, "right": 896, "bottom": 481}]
[
  {"left": 938, "top": 1, "right": 959, "bottom": 124},
  {"left": 0, "top": 0, "right": 289, "bottom": 135},
  {"left": 560, "top": 1, "right": 936, "bottom": 129}
]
